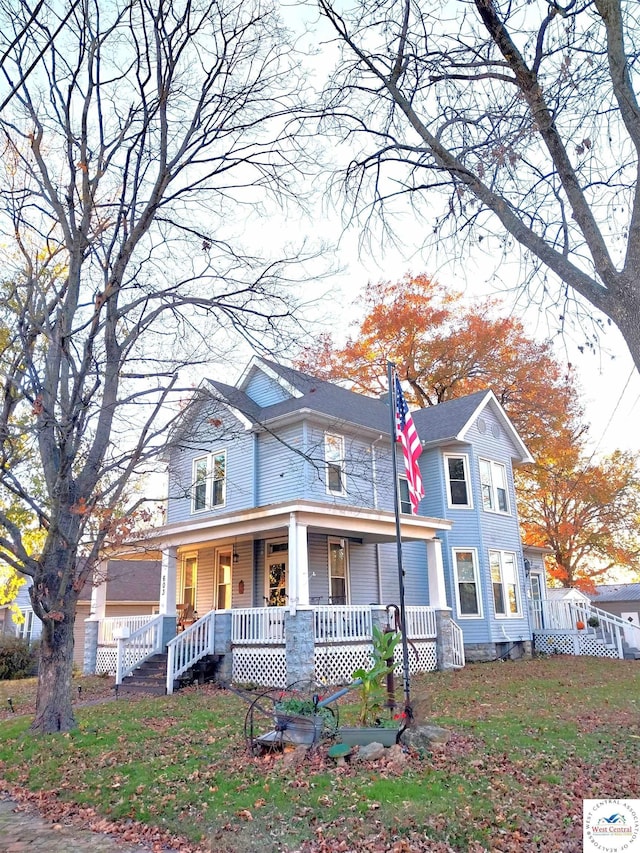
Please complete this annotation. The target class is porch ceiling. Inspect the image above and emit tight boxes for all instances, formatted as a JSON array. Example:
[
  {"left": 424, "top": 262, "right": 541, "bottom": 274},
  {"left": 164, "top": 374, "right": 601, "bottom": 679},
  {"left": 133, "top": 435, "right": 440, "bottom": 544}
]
[{"left": 137, "top": 499, "right": 452, "bottom": 550}]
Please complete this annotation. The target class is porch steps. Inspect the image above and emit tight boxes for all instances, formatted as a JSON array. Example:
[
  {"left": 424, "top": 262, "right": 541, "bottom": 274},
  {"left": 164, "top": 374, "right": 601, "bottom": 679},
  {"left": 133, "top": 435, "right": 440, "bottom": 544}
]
[{"left": 117, "top": 653, "right": 168, "bottom": 696}]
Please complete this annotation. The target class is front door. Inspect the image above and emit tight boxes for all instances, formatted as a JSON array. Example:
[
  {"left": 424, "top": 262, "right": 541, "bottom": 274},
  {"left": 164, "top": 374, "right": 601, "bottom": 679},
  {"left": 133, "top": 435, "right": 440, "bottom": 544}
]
[
  {"left": 529, "top": 573, "right": 543, "bottom": 630},
  {"left": 266, "top": 541, "right": 288, "bottom": 606}
]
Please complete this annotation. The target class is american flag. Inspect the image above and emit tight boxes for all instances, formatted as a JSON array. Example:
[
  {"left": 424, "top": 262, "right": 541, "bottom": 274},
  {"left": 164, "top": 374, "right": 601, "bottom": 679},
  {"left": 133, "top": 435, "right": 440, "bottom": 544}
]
[{"left": 394, "top": 373, "right": 425, "bottom": 514}]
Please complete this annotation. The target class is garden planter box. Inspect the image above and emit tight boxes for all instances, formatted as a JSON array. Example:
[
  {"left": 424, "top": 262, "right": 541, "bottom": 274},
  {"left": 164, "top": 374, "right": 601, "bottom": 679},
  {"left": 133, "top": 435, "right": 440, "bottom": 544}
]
[{"left": 337, "top": 726, "right": 399, "bottom": 747}]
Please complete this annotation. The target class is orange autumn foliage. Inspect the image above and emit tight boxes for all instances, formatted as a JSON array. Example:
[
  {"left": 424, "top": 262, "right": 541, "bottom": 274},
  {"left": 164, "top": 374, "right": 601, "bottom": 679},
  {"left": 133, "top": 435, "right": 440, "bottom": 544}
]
[
  {"left": 297, "top": 273, "right": 640, "bottom": 588},
  {"left": 297, "top": 274, "right": 582, "bottom": 457},
  {"left": 519, "top": 449, "right": 640, "bottom": 592}
]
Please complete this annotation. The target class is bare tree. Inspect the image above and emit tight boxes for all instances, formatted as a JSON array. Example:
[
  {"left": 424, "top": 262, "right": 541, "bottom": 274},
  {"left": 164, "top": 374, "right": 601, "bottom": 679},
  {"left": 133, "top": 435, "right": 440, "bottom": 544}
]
[
  {"left": 318, "top": 0, "right": 640, "bottom": 372},
  {"left": 0, "top": 0, "right": 316, "bottom": 733}
]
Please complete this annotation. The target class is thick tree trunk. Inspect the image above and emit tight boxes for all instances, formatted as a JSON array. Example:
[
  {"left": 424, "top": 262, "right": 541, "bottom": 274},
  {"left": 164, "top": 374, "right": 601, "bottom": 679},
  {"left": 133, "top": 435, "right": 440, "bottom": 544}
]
[
  {"left": 614, "top": 285, "right": 640, "bottom": 375},
  {"left": 30, "top": 605, "right": 77, "bottom": 733},
  {"left": 29, "top": 531, "right": 82, "bottom": 734}
]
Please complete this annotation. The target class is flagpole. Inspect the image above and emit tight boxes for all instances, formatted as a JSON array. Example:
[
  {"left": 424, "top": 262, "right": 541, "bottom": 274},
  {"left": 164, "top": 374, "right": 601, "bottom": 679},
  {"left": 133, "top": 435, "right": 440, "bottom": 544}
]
[{"left": 387, "top": 361, "right": 412, "bottom": 716}]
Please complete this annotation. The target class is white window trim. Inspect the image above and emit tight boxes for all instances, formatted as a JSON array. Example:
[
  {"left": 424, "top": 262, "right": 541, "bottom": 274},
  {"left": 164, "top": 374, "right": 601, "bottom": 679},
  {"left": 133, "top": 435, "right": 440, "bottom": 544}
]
[
  {"left": 398, "top": 476, "right": 411, "bottom": 514},
  {"left": 181, "top": 553, "right": 198, "bottom": 612},
  {"left": 328, "top": 537, "right": 350, "bottom": 604},
  {"left": 191, "top": 449, "right": 227, "bottom": 513},
  {"left": 479, "top": 457, "right": 510, "bottom": 515},
  {"left": 452, "top": 547, "right": 483, "bottom": 619},
  {"left": 489, "top": 549, "right": 522, "bottom": 618},
  {"left": 215, "top": 547, "right": 233, "bottom": 611},
  {"left": 444, "top": 453, "right": 473, "bottom": 509},
  {"left": 324, "top": 433, "right": 346, "bottom": 496}
]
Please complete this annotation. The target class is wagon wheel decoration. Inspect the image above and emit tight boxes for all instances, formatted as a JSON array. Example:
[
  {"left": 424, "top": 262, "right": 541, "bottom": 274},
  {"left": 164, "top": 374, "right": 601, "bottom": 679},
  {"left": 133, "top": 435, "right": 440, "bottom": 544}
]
[{"left": 244, "top": 681, "right": 339, "bottom": 755}]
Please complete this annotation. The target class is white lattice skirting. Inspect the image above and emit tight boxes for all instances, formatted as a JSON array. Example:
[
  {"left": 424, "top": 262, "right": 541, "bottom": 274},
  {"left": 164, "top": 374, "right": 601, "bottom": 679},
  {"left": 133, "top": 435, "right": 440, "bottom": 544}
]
[
  {"left": 95, "top": 647, "right": 117, "bottom": 675},
  {"left": 230, "top": 638, "right": 440, "bottom": 689},
  {"left": 314, "top": 643, "right": 372, "bottom": 685},
  {"left": 534, "top": 632, "right": 620, "bottom": 659},
  {"left": 578, "top": 636, "right": 619, "bottom": 659},
  {"left": 233, "top": 646, "right": 287, "bottom": 688},
  {"left": 393, "top": 640, "right": 438, "bottom": 674}
]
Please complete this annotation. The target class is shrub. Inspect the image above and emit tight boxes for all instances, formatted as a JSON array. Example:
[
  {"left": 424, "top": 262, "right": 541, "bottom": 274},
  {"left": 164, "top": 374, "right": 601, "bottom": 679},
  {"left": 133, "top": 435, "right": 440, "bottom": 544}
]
[{"left": 0, "top": 635, "right": 38, "bottom": 680}]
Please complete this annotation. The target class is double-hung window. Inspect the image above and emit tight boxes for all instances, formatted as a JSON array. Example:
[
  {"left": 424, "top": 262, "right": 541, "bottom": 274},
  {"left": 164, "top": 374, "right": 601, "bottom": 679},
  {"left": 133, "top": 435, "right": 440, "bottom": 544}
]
[
  {"left": 444, "top": 454, "right": 472, "bottom": 508},
  {"left": 452, "top": 548, "right": 482, "bottom": 617},
  {"left": 191, "top": 450, "right": 226, "bottom": 512},
  {"left": 325, "top": 433, "right": 346, "bottom": 495},
  {"left": 398, "top": 477, "right": 411, "bottom": 514},
  {"left": 489, "top": 550, "right": 521, "bottom": 617},
  {"left": 479, "top": 458, "right": 509, "bottom": 513}
]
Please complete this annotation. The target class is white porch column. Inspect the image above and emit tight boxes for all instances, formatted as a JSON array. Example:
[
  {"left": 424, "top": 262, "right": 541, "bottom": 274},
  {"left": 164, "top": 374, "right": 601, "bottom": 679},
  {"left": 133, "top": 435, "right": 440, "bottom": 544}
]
[
  {"left": 288, "top": 513, "right": 309, "bottom": 609},
  {"left": 90, "top": 559, "right": 108, "bottom": 619},
  {"left": 159, "top": 545, "right": 178, "bottom": 615},
  {"left": 426, "top": 538, "right": 448, "bottom": 609}
]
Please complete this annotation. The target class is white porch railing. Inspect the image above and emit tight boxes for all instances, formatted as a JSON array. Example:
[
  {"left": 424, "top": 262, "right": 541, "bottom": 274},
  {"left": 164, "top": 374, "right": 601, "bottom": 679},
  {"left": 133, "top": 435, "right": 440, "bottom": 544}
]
[
  {"left": 450, "top": 619, "right": 465, "bottom": 668},
  {"left": 403, "top": 606, "right": 437, "bottom": 639},
  {"left": 98, "top": 614, "right": 156, "bottom": 646},
  {"left": 232, "top": 607, "right": 286, "bottom": 644},
  {"left": 530, "top": 599, "right": 640, "bottom": 659},
  {"left": 166, "top": 612, "right": 216, "bottom": 695},
  {"left": 314, "top": 605, "right": 372, "bottom": 642},
  {"left": 115, "top": 615, "right": 164, "bottom": 685}
]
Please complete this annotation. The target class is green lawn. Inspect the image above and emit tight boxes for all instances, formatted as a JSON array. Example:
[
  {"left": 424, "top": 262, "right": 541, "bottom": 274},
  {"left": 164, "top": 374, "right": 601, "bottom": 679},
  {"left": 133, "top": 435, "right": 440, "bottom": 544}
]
[{"left": 0, "top": 657, "right": 638, "bottom": 852}]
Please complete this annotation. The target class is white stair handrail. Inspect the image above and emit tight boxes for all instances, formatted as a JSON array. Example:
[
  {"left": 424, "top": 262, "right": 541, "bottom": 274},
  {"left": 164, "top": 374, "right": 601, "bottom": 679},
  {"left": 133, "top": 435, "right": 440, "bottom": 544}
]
[
  {"left": 115, "top": 615, "right": 164, "bottom": 685},
  {"left": 450, "top": 619, "right": 465, "bottom": 668},
  {"left": 166, "top": 611, "right": 216, "bottom": 695},
  {"left": 589, "top": 604, "right": 640, "bottom": 650}
]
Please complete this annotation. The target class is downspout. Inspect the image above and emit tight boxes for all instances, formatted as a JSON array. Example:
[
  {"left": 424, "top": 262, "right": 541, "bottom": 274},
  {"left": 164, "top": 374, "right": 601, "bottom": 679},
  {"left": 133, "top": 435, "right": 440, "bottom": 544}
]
[{"left": 371, "top": 435, "right": 385, "bottom": 604}]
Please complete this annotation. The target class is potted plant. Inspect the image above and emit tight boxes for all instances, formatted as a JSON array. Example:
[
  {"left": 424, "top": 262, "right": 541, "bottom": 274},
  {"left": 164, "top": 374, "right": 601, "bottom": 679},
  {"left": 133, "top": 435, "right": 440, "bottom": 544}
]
[
  {"left": 338, "top": 626, "right": 402, "bottom": 747},
  {"left": 587, "top": 615, "right": 600, "bottom": 628}
]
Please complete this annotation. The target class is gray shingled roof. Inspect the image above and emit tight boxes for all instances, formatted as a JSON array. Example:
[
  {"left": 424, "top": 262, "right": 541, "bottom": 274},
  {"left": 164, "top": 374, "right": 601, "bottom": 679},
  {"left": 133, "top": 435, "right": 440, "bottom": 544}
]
[
  {"left": 413, "top": 391, "right": 490, "bottom": 444},
  {"left": 205, "top": 358, "right": 527, "bottom": 458},
  {"left": 80, "top": 560, "right": 161, "bottom": 602},
  {"left": 592, "top": 583, "right": 640, "bottom": 603}
]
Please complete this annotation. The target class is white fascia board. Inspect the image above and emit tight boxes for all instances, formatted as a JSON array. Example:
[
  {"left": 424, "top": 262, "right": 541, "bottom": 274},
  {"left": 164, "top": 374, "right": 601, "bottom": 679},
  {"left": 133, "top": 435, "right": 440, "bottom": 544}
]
[
  {"left": 259, "top": 408, "right": 390, "bottom": 442},
  {"left": 136, "top": 499, "right": 452, "bottom": 550}
]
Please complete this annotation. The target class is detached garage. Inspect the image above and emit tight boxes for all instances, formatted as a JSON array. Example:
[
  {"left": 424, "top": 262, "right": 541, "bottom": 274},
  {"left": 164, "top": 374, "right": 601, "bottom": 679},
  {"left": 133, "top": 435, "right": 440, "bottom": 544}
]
[{"left": 591, "top": 584, "right": 640, "bottom": 641}]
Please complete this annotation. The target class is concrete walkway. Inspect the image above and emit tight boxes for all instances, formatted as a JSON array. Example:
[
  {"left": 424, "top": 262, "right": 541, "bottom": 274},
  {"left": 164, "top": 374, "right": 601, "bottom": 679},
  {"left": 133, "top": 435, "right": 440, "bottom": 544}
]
[{"left": 0, "top": 796, "right": 159, "bottom": 852}]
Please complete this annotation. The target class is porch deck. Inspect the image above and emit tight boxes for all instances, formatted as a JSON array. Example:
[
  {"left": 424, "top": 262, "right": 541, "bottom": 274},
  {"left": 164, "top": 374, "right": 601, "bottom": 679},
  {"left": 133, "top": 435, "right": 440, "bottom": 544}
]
[
  {"left": 530, "top": 599, "right": 640, "bottom": 660},
  {"left": 90, "top": 603, "right": 464, "bottom": 693}
]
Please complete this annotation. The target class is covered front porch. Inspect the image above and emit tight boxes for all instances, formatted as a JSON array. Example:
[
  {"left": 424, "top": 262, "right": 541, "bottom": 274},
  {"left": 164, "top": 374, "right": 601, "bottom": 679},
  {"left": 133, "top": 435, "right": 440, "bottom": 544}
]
[{"left": 84, "top": 500, "right": 461, "bottom": 691}]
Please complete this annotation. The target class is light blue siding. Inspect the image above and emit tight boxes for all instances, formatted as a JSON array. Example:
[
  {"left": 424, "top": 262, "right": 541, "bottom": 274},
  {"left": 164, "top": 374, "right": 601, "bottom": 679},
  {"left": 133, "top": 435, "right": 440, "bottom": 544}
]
[
  {"left": 304, "top": 426, "right": 378, "bottom": 507},
  {"left": 166, "top": 401, "right": 254, "bottom": 523},
  {"left": 243, "top": 367, "right": 290, "bottom": 407},
  {"left": 256, "top": 425, "right": 306, "bottom": 506}
]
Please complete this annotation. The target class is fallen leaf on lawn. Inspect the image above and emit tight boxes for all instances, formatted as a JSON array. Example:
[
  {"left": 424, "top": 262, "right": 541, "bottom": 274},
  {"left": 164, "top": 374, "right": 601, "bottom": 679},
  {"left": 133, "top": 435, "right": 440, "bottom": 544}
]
[{"left": 237, "top": 809, "right": 253, "bottom": 821}]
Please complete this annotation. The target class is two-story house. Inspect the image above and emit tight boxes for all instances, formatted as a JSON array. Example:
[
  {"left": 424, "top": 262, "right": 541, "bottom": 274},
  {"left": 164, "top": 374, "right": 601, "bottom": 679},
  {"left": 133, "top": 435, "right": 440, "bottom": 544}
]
[{"left": 85, "top": 357, "right": 544, "bottom": 692}]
